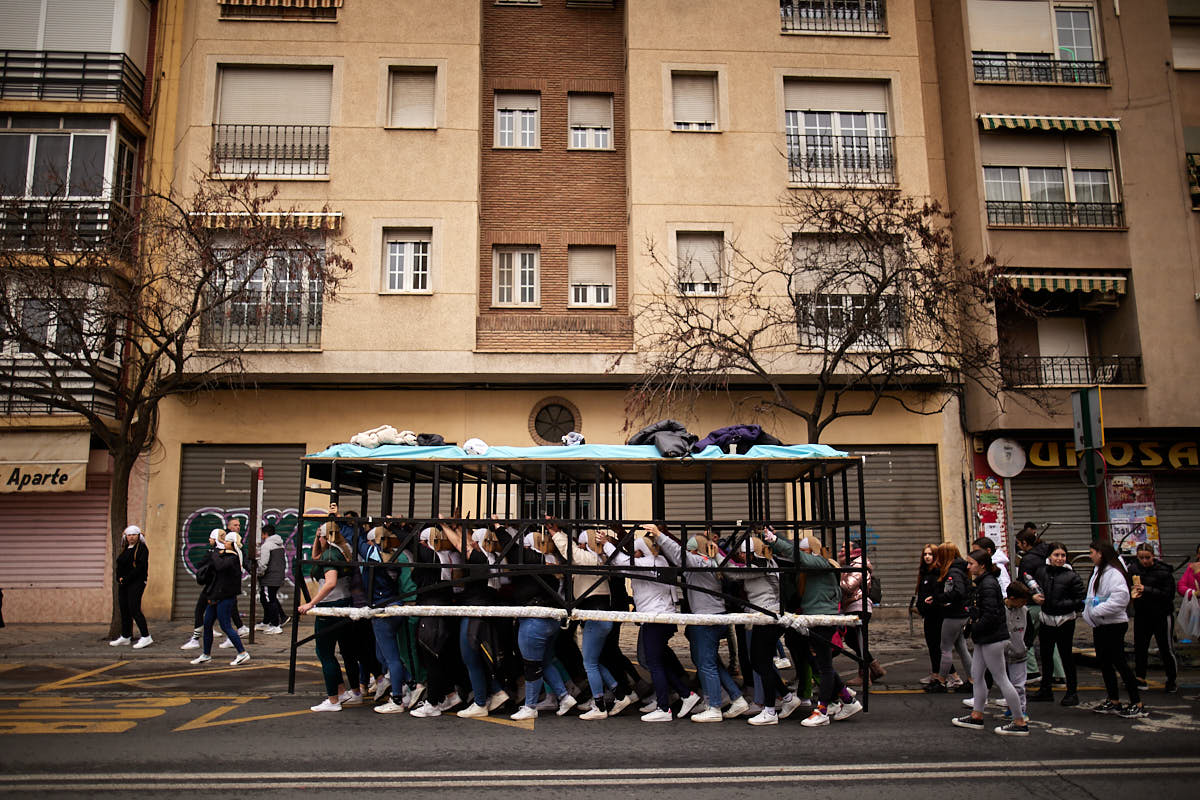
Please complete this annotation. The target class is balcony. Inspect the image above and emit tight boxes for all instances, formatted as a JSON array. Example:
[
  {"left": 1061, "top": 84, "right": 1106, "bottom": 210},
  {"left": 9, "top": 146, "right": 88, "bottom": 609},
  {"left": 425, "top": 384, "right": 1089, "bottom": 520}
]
[
  {"left": 0, "top": 200, "right": 133, "bottom": 252},
  {"left": 986, "top": 200, "right": 1125, "bottom": 228},
  {"left": 1001, "top": 355, "right": 1143, "bottom": 387},
  {"left": 0, "top": 50, "right": 145, "bottom": 114},
  {"left": 0, "top": 356, "right": 119, "bottom": 417},
  {"left": 211, "top": 124, "right": 330, "bottom": 179},
  {"left": 780, "top": 1, "right": 887, "bottom": 35},
  {"left": 973, "top": 55, "right": 1109, "bottom": 86},
  {"left": 787, "top": 134, "right": 896, "bottom": 186},
  {"left": 199, "top": 287, "right": 323, "bottom": 351}
]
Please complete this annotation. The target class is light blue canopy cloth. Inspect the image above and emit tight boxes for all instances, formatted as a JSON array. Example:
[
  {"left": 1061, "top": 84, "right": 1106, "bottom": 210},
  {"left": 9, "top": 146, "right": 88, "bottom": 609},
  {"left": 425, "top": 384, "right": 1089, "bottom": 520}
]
[{"left": 306, "top": 443, "right": 849, "bottom": 460}]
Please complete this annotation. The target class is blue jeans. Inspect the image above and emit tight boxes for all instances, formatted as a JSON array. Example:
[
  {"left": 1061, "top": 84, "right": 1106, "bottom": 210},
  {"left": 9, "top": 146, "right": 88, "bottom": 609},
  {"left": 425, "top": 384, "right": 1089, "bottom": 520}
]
[
  {"left": 517, "top": 617, "right": 567, "bottom": 707},
  {"left": 582, "top": 619, "right": 618, "bottom": 699},
  {"left": 686, "top": 624, "right": 741, "bottom": 709},
  {"left": 202, "top": 597, "right": 242, "bottom": 654},
  {"left": 372, "top": 614, "right": 412, "bottom": 690},
  {"left": 460, "top": 617, "right": 502, "bottom": 704}
]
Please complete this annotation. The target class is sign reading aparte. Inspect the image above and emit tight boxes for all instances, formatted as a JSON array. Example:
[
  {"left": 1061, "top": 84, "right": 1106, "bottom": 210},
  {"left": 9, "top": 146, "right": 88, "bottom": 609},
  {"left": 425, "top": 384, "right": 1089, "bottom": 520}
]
[{"left": 0, "top": 430, "right": 89, "bottom": 493}]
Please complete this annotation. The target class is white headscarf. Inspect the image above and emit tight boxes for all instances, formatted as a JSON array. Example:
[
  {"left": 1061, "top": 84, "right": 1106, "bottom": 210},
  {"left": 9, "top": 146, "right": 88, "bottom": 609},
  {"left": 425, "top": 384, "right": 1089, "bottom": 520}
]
[{"left": 123, "top": 524, "right": 146, "bottom": 545}]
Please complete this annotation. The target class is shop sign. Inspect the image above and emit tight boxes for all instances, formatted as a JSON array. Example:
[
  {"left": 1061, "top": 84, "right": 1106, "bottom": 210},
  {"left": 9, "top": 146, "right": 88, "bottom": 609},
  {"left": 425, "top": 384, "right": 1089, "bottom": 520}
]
[
  {"left": 0, "top": 431, "right": 89, "bottom": 493},
  {"left": 1021, "top": 440, "right": 1199, "bottom": 471}
]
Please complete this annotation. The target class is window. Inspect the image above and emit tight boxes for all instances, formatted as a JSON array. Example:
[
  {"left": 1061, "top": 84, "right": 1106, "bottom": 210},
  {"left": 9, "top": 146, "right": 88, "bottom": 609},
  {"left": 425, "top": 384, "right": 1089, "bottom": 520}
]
[
  {"left": 202, "top": 245, "right": 325, "bottom": 349},
  {"left": 0, "top": 117, "right": 121, "bottom": 199},
  {"left": 806, "top": 293, "right": 902, "bottom": 348},
  {"left": 967, "top": 1, "right": 1105, "bottom": 84},
  {"left": 1171, "top": 23, "right": 1200, "bottom": 70},
  {"left": 780, "top": 1, "right": 888, "bottom": 35},
  {"left": 784, "top": 80, "right": 893, "bottom": 184},
  {"left": 213, "top": 66, "right": 332, "bottom": 177},
  {"left": 1054, "top": 7, "right": 1094, "bottom": 61},
  {"left": 568, "top": 93, "right": 613, "bottom": 150},
  {"left": 528, "top": 396, "right": 581, "bottom": 446},
  {"left": 493, "top": 246, "right": 539, "bottom": 306},
  {"left": 16, "top": 298, "right": 84, "bottom": 353},
  {"left": 676, "top": 232, "right": 722, "bottom": 295},
  {"left": 568, "top": 246, "right": 615, "bottom": 307},
  {"left": 671, "top": 72, "right": 717, "bottom": 131},
  {"left": 980, "top": 132, "right": 1120, "bottom": 226},
  {"left": 388, "top": 68, "right": 436, "bottom": 129},
  {"left": 219, "top": 1, "right": 340, "bottom": 21},
  {"left": 494, "top": 92, "right": 540, "bottom": 148},
  {"left": 382, "top": 229, "right": 431, "bottom": 293}
]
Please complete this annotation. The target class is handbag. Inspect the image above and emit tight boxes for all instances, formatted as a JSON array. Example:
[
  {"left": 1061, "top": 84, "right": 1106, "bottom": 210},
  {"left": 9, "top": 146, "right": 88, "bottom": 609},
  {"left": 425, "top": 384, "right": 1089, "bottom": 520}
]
[
  {"left": 1178, "top": 592, "right": 1200, "bottom": 641},
  {"left": 868, "top": 575, "right": 883, "bottom": 605}
]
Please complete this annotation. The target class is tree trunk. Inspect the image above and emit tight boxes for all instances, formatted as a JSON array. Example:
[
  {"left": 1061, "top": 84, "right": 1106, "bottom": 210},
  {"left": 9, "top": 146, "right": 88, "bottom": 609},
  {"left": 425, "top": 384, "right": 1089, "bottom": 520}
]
[{"left": 106, "top": 449, "right": 136, "bottom": 638}]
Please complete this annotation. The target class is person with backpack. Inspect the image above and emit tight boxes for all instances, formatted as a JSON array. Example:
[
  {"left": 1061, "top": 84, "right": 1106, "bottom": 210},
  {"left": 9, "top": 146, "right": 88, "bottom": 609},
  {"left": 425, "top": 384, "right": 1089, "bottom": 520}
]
[
  {"left": 256, "top": 523, "right": 287, "bottom": 634},
  {"left": 1083, "top": 541, "right": 1144, "bottom": 718},
  {"left": 189, "top": 531, "right": 250, "bottom": 668},
  {"left": 181, "top": 531, "right": 223, "bottom": 650},
  {"left": 1029, "top": 542, "right": 1085, "bottom": 707},
  {"left": 840, "top": 543, "right": 884, "bottom": 685}
]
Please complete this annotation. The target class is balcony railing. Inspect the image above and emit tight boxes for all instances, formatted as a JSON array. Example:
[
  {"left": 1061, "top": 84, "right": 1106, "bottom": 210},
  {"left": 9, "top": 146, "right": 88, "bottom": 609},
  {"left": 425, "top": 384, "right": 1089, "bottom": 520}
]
[
  {"left": 0, "top": 200, "right": 133, "bottom": 251},
  {"left": 787, "top": 133, "right": 896, "bottom": 185},
  {"left": 1002, "top": 355, "right": 1143, "bottom": 386},
  {"left": 0, "top": 357, "right": 119, "bottom": 417},
  {"left": 780, "top": 1, "right": 887, "bottom": 34},
  {"left": 972, "top": 54, "right": 1109, "bottom": 86},
  {"left": 0, "top": 49, "right": 145, "bottom": 112},
  {"left": 199, "top": 288, "right": 323, "bottom": 350},
  {"left": 986, "top": 200, "right": 1125, "bottom": 228},
  {"left": 211, "top": 124, "right": 330, "bottom": 178}
]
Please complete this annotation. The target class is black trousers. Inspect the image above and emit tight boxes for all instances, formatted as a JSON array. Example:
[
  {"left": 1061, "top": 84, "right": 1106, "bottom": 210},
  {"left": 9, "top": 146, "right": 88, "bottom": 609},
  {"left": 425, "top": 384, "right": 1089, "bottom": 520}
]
[
  {"left": 1036, "top": 619, "right": 1077, "bottom": 694},
  {"left": 1133, "top": 611, "right": 1177, "bottom": 683},
  {"left": 749, "top": 625, "right": 788, "bottom": 707},
  {"left": 922, "top": 614, "right": 941, "bottom": 673},
  {"left": 192, "top": 588, "right": 210, "bottom": 630},
  {"left": 260, "top": 584, "right": 284, "bottom": 626},
  {"left": 1093, "top": 621, "right": 1140, "bottom": 704},
  {"left": 117, "top": 580, "right": 149, "bottom": 639}
]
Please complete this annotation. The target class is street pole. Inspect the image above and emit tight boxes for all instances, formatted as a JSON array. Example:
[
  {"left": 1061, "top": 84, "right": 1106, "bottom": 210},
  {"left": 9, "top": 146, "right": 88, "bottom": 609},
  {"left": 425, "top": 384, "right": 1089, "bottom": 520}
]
[
  {"left": 247, "top": 466, "right": 263, "bottom": 644},
  {"left": 1073, "top": 387, "right": 1107, "bottom": 544}
]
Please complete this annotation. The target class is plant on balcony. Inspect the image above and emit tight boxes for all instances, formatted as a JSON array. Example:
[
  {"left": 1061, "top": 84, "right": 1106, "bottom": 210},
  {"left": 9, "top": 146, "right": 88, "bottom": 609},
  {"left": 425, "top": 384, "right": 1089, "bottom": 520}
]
[
  {"left": 623, "top": 186, "right": 1044, "bottom": 443},
  {"left": 0, "top": 175, "right": 352, "bottom": 635}
]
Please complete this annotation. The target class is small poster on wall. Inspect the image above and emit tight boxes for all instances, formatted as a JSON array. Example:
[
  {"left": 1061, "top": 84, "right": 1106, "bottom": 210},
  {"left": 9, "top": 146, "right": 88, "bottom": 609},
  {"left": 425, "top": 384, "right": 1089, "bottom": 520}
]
[
  {"left": 974, "top": 474, "right": 1009, "bottom": 553},
  {"left": 1106, "top": 473, "right": 1160, "bottom": 554}
]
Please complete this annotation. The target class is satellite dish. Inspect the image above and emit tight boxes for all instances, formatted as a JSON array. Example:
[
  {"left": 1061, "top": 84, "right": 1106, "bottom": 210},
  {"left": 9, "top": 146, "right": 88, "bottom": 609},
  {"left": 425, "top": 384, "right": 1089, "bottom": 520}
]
[{"left": 987, "top": 438, "right": 1026, "bottom": 478}]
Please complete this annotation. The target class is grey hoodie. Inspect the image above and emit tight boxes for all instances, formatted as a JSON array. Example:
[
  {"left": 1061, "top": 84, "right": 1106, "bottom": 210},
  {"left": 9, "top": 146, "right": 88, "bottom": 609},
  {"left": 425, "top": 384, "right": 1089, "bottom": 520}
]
[
  {"left": 657, "top": 534, "right": 726, "bottom": 615},
  {"left": 257, "top": 533, "right": 286, "bottom": 587}
]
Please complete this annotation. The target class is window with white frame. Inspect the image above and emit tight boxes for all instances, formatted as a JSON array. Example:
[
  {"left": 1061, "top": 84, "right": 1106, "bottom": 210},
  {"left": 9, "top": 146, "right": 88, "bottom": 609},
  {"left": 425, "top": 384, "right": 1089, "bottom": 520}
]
[
  {"left": 568, "top": 246, "right": 615, "bottom": 307},
  {"left": 0, "top": 115, "right": 136, "bottom": 202},
  {"left": 13, "top": 297, "right": 87, "bottom": 354},
  {"left": 568, "top": 93, "right": 613, "bottom": 150},
  {"left": 493, "top": 246, "right": 539, "bottom": 306},
  {"left": 671, "top": 72, "right": 717, "bottom": 131},
  {"left": 981, "top": 132, "right": 1119, "bottom": 225},
  {"left": 783, "top": 80, "right": 893, "bottom": 184},
  {"left": 676, "top": 232, "right": 723, "bottom": 295},
  {"left": 202, "top": 243, "right": 325, "bottom": 349},
  {"left": 495, "top": 92, "right": 540, "bottom": 148},
  {"left": 967, "top": 1, "right": 1105, "bottom": 84},
  {"left": 807, "top": 293, "right": 902, "bottom": 348},
  {"left": 382, "top": 228, "right": 432, "bottom": 293},
  {"left": 388, "top": 68, "right": 436, "bottom": 129}
]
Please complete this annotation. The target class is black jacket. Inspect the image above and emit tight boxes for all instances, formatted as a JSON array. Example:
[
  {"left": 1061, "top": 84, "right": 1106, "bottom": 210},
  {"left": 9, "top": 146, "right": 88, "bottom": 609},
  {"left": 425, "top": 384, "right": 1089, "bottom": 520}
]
[
  {"left": 916, "top": 563, "right": 940, "bottom": 618},
  {"left": 115, "top": 541, "right": 149, "bottom": 585},
  {"left": 413, "top": 542, "right": 455, "bottom": 605},
  {"left": 1033, "top": 562, "right": 1085, "bottom": 616},
  {"left": 968, "top": 572, "right": 1010, "bottom": 645},
  {"left": 460, "top": 548, "right": 502, "bottom": 606},
  {"left": 934, "top": 558, "right": 970, "bottom": 619},
  {"left": 1129, "top": 558, "right": 1176, "bottom": 618},
  {"left": 208, "top": 551, "right": 243, "bottom": 602},
  {"left": 1017, "top": 542, "right": 1051, "bottom": 587}
]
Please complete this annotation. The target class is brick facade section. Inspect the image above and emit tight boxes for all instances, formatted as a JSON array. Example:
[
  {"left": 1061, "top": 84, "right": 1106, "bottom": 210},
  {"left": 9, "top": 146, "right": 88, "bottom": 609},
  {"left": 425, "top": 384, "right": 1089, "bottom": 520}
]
[{"left": 477, "top": 0, "right": 632, "bottom": 353}]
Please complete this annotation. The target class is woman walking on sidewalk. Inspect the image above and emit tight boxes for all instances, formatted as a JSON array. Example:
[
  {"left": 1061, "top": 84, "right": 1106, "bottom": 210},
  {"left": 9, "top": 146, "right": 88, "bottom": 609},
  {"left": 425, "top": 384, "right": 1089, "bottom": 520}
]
[
  {"left": 925, "top": 543, "right": 972, "bottom": 693},
  {"left": 1083, "top": 542, "right": 1144, "bottom": 718},
  {"left": 189, "top": 531, "right": 250, "bottom": 668},
  {"left": 110, "top": 525, "right": 153, "bottom": 649}
]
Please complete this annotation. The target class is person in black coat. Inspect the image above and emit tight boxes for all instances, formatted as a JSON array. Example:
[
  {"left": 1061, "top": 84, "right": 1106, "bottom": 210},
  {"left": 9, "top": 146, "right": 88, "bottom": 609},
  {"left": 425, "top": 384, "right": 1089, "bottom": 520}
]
[
  {"left": 1129, "top": 543, "right": 1178, "bottom": 692},
  {"left": 925, "top": 543, "right": 972, "bottom": 692},
  {"left": 188, "top": 531, "right": 249, "bottom": 666},
  {"left": 915, "top": 543, "right": 958, "bottom": 683},
  {"left": 1015, "top": 527, "right": 1060, "bottom": 682},
  {"left": 1030, "top": 542, "right": 1085, "bottom": 705},
  {"left": 111, "top": 525, "right": 152, "bottom": 649}
]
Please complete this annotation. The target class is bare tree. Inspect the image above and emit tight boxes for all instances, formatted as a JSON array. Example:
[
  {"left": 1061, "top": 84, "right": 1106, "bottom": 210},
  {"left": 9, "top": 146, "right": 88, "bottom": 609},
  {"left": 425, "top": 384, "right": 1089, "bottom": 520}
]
[
  {"left": 0, "top": 175, "right": 352, "bottom": 632},
  {"left": 625, "top": 187, "right": 1036, "bottom": 442}
]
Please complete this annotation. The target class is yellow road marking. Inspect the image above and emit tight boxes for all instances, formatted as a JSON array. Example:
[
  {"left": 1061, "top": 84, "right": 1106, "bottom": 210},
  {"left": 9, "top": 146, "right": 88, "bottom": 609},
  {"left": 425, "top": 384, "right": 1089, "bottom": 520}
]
[
  {"left": 173, "top": 697, "right": 311, "bottom": 731},
  {"left": 51, "top": 661, "right": 291, "bottom": 690},
  {"left": 33, "top": 661, "right": 129, "bottom": 693},
  {"left": 465, "top": 714, "right": 535, "bottom": 731},
  {"left": 0, "top": 696, "right": 190, "bottom": 735},
  {"left": 0, "top": 664, "right": 23, "bottom": 675}
]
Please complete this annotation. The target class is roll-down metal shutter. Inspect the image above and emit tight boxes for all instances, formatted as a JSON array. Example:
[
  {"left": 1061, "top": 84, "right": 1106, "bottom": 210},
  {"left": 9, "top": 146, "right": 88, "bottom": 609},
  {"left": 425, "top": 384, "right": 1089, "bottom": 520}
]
[
  {"left": 0, "top": 470, "right": 110, "bottom": 588},
  {"left": 1007, "top": 472, "right": 1094, "bottom": 560},
  {"left": 1150, "top": 474, "right": 1200, "bottom": 562},
  {"left": 663, "top": 483, "right": 787, "bottom": 537}
]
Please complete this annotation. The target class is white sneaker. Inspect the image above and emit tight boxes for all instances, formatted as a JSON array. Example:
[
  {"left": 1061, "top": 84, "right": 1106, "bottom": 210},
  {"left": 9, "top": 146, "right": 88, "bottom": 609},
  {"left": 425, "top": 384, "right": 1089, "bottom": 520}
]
[
  {"left": 407, "top": 684, "right": 426, "bottom": 709},
  {"left": 641, "top": 708, "right": 673, "bottom": 722},
  {"left": 833, "top": 699, "right": 863, "bottom": 721},
  {"left": 510, "top": 705, "right": 538, "bottom": 721},
  {"left": 374, "top": 675, "right": 392, "bottom": 702},
  {"left": 132, "top": 636, "right": 154, "bottom": 650},
  {"left": 723, "top": 696, "right": 751, "bottom": 719},
  {"left": 748, "top": 708, "right": 779, "bottom": 726},
  {"left": 557, "top": 694, "right": 578, "bottom": 716},
  {"left": 947, "top": 675, "right": 965, "bottom": 689},
  {"left": 368, "top": 677, "right": 377, "bottom": 694},
  {"left": 435, "top": 692, "right": 461, "bottom": 712},
  {"left": 535, "top": 694, "right": 559, "bottom": 712},
  {"left": 338, "top": 690, "right": 363, "bottom": 706},
  {"left": 109, "top": 636, "right": 131, "bottom": 646},
  {"left": 374, "top": 700, "right": 406, "bottom": 714},
  {"left": 801, "top": 709, "right": 830, "bottom": 727},
  {"left": 487, "top": 690, "right": 510, "bottom": 712},
  {"left": 774, "top": 656, "right": 792, "bottom": 670},
  {"left": 610, "top": 693, "right": 637, "bottom": 716},
  {"left": 237, "top": 626, "right": 250, "bottom": 637},
  {"left": 311, "top": 699, "right": 341, "bottom": 712},
  {"left": 640, "top": 699, "right": 659, "bottom": 713},
  {"left": 409, "top": 701, "right": 441, "bottom": 718},
  {"left": 264, "top": 626, "right": 284, "bottom": 635},
  {"left": 180, "top": 637, "right": 201, "bottom": 650},
  {"left": 691, "top": 706, "right": 724, "bottom": 723},
  {"left": 579, "top": 707, "right": 609, "bottom": 721},
  {"left": 189, "top": 653, "right": 212, "bottom": 665},
  {"left": 678, "top": 692, "right": 702, "bottom": 719},
  {"left": 254, "top": 622, "right": 267, "bottom": 631},
  {"left": 996, "top": 698, "right": 1008, "bottom": 708},
  {"left": 745, "top": 702, "right": 763, "bottom": 716},
  {"left": 230, "top": 651, "right": 250, "bottom": 666},
  {"left": 827, "top": 701, "right": 843, "bottom": 719},
  {"left": 778, "top": 693, "right": 804, "bottom": 720},
  {"left": 219, "top": 638, "right": 234, "bottom": 649},
  {"left": 457, "top": 703, "right": 489, "bottom": 718}
]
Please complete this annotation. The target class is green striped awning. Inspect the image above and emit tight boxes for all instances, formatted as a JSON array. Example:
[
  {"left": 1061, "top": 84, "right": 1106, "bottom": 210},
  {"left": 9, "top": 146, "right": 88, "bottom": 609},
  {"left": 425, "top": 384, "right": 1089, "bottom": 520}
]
[
  {"left": 979, "top": 114, "right": 1120, "bottom": 132},
  {"left": 1003, "top": 272, "right": 1128, "bottom": 294}
]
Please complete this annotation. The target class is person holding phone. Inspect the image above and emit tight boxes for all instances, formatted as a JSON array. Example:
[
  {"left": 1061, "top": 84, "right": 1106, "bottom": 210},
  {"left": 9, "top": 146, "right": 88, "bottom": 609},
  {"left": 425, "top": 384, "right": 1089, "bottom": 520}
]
[{"left": 1128, "top": 543, "right": 1178, "bottom": 693}]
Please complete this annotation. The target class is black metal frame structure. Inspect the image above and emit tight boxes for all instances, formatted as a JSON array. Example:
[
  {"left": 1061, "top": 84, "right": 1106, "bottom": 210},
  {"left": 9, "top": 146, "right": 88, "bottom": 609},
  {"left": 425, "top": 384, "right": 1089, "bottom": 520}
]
[{"left": 287, "top": 451, "right": 871, "bottom": 709}]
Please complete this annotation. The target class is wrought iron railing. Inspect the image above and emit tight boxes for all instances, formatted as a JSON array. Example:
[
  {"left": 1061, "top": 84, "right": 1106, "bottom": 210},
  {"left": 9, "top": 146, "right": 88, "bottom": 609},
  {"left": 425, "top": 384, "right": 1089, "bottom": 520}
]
[
  {"left": 986, "top": 200, "right": 1125, "bottom": 228},
  {"left": 0, "top": 49, "right": 145, "bottom": 112},
  {"left": 211, "top": 124, "right": 330, "bottom": 178},
  {"left": 1001, "top": 355, "right": 1143, "bottom": 386},
  {"left": 780, "top": 0, "right": 887, "bottom": 34},
  {"left": 0, "top": 357, "right": 120, "bottom": 417},
  {"left": 0, "top": 200, "right": 133, "bottom": 251},
  {"left": 199, "top": 286, "right": 324, "bottom": 350},
  {"left": 972, "top": 54, "right": 1109, "bottom": 86},
  {"left": 787, "top": 133, "right": 896, "bottom": 185}
]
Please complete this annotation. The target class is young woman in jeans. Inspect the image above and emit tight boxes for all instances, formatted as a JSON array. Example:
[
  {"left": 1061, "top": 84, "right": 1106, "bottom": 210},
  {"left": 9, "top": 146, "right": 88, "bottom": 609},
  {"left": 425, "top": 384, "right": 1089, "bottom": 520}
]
[
  {"left": 190, "top": 531, "right": 250, "bottom": 668},
  {"left": 507, "top": 531, "right": 571, "bottom": 721},
  {"left": 1083, "top": 541, "right": 1144, "bottom": 718}
]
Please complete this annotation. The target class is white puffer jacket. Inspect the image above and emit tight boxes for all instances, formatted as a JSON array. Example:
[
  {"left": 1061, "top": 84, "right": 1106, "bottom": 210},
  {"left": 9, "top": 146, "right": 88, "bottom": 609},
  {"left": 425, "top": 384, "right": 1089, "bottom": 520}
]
[{"left": 1082, "top": 566, "right": 1130, "bottom": 627}]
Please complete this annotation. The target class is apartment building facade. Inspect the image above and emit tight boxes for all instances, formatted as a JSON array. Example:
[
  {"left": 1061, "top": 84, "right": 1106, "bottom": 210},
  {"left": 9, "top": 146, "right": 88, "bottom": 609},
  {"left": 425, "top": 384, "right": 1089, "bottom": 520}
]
[{"left": 934, "top": 0, "right": 1200, "bottom": 561}]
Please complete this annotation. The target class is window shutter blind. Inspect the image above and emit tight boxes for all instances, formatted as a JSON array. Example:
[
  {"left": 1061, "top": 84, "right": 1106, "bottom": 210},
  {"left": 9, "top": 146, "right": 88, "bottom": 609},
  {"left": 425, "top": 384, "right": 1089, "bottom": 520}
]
[
  {"left": 568, "top": 94, "right": 612, "bottom": 128},
  {"left": 495, "top": 91, "right": 539, "bottom": 112},
  {"left": 126, "top": 0, "right": 152, "bottom": 72},
  {"left": 979, "top": 133, "right": 1066, "bottom": 166},
  {"left": 672, "top": 73, "right": 717, "bottom": 124},
  {"left": 967, "top": 0, "right": 1054, "bottom": 54},
  {"left": 1172, "top": 25, "right": 1200, "bottom": 69},
  {"left": 568, "top": 247, "right": 615, "bottom": 285},
  {"left": 44, "top": 0, "right": 115, "bottom": 52},
  {"left": 389, "top": 70, "right": 436, "bottom": 127},
  {"left": 677, "top": 232, "right": 722, "bottom": 282},
  {"left": 0, "top": 1, "right": 42, "bottom": 49},
  {"left": 217, "top": 67, "right": 332, "bottom": 125},
  {"left": 388, "top": 228, "right": 431, "bottom": 244},
  {"left": 1067, "top": 136, "right": 1113, "bottom": 169},
  {"left": 784, "top": 80, "right": 889, "bottom": 113}
]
